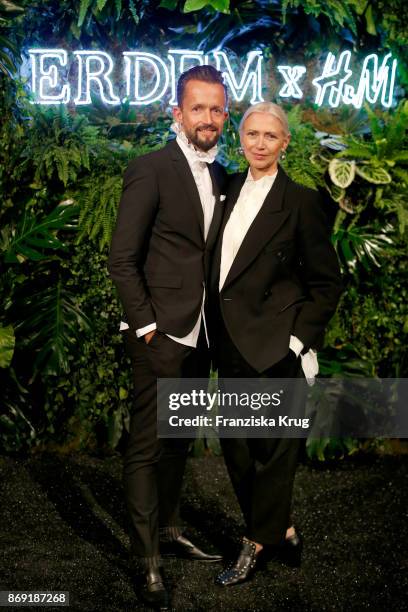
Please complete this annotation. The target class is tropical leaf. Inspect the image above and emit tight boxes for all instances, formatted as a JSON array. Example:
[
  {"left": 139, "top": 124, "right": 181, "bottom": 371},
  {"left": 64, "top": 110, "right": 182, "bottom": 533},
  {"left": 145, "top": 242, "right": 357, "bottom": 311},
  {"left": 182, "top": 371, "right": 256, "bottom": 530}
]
[
  {"left": 184, "top": 0, "right": 229, "bottom": 13},
  {"left": 338, "top": 140, "right": 375, "bottom": 159},
  {"left": 333, "top": 223, "right": 394, "bottom": 271},
  {"left": 184, "top": 0, "right": 207, "bottom": 11},
  {"left": 328, "top": 158, "right": 356, "bottom": 188},
  {"left": 15, "top": 281, "right": 92, "bottom": 378},
  {"left": 392, "top": 151, "right": 408, "bottom": 163},
  {"left": 328, "top": 184, "right": 346, "bottom": 203},
  {"left": 78, "top": 0, "right": 92, "bottom": 26},
  {"left": 96, "top": 0, "right": 108, "bottom": 10},
  {"left": 282, "top": 0, "right": 358, "bottom": 34},
  {"left": 2, "top": 201, "right": 78, "bottom": 263},
  {"left": 338, "top": 196, "right": 357, "bottom": 214},
  {"left": 392, "top": 167, "right": 408, "bottom": 183},
  {"left": 375, "top": 192, "right": 408, "bottom": 234},
  {"left": 159, "top": 0, "right": 178, "bottom": 7},
  {"left": 355, "top": 165, "right": 392, "bottom": 185},
  {"left": 0, "top": 0, "right": 24, "bottom": 75},
  {"left": 0, "top": 324, "right": 15, "bottom": 368},
  {"left": 210, "top": 0, "right": 229, "bottom": 11}
]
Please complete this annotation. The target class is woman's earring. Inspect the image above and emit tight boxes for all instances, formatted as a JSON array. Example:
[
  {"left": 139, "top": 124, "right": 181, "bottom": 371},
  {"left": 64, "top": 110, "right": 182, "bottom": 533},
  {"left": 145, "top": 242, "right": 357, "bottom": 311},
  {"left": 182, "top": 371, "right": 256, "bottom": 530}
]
[
  {"left": 280, "top": 149, "right": 287, "bottom": 160},
  {"left": 237, "top": 146, "right": 244, "bottom": 155}
]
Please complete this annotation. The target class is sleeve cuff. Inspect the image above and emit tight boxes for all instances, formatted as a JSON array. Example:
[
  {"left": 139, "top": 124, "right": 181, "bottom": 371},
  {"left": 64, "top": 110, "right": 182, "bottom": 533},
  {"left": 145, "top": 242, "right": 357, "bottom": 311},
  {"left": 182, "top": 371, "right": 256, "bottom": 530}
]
[
  {"left": 136, "top": 322, "right": 157, "bottom": 338},
  {"left": 289, "top": 335, "right": 304, "bottom": 357}
]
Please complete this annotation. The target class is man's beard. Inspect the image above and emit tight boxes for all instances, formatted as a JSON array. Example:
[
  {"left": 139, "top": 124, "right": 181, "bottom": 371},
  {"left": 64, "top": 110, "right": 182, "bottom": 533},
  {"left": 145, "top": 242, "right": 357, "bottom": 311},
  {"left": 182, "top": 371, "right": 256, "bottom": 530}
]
[{"left": 185, "top": 124, "right": 220, "bottom": 151}]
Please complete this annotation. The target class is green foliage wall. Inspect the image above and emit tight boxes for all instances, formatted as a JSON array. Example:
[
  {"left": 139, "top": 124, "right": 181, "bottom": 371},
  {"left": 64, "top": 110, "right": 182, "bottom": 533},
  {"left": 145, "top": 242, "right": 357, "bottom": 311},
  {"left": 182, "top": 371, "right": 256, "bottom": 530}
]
[{"left": 0, "top": 0, "right": 407, "bottom": 457}]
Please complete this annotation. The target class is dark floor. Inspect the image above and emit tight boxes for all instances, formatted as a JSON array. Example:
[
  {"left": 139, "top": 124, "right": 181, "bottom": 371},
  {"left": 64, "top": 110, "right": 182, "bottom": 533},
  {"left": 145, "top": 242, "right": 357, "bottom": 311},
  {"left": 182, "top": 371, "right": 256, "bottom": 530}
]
[{"left": 0, "top": 452, "right": 407, "bottom": 611}]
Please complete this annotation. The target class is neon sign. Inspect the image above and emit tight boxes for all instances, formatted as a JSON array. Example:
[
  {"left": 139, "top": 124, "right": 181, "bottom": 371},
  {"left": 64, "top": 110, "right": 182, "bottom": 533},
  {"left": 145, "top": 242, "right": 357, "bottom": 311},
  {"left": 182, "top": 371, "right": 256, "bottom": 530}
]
[
  {"left": 312, "top": 50, "right": 397, "bottom": 108},
  {"left": 27, "top": 48, "right": 398, "bottom": 109}
]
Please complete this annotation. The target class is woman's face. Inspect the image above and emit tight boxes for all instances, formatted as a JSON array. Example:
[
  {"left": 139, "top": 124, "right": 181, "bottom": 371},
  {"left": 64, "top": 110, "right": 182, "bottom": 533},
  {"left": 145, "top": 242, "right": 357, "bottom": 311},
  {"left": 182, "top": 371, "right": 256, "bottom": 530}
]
[{"left": 241, "top": 112, "right": 290, "bottom": 177}]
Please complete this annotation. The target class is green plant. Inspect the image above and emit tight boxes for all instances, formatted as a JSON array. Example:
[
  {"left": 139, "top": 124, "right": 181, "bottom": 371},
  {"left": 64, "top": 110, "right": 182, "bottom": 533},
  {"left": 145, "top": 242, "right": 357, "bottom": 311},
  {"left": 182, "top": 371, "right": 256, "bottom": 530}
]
[
  {"left": 0, "top": 0, "right": 24, "bottom": 76},
  {"left": 0, "top": 324, "right": 15, "bottom": 367},
  {"left": 282, "top": 0, "right": 360, "bottom": 34},
  {"left": 1, "top": 0, "right": 407, "bottom": 461},
  {"left": 20, "top": 107, "right": 100, "bottom": 187},
  {"left": 1, "top": 200, "right": 78, "bottom": 263}
]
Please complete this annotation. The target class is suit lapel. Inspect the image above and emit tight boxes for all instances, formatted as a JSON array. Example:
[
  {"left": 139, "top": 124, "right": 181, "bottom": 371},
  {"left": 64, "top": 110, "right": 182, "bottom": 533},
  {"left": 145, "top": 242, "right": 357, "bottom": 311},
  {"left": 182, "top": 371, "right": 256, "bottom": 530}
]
[
  {"left": 168, "top": 140, "right": 205, "bottom": 240},
  {"left": 211, "top": 172, "right": 246, "bottom": 292},
  {"left": 222, "top": 166, "right": 290, "bottom": 290},
  {"left": 205, "top": 163, "right": 225, "bottom": 251}
]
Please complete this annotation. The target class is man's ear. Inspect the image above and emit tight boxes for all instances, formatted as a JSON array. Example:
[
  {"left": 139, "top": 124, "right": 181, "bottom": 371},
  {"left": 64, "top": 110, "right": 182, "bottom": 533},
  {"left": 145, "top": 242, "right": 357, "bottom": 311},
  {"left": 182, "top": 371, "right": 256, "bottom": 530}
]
[{"left": 173, "top": 106, "right": 182, "bottom": 123}]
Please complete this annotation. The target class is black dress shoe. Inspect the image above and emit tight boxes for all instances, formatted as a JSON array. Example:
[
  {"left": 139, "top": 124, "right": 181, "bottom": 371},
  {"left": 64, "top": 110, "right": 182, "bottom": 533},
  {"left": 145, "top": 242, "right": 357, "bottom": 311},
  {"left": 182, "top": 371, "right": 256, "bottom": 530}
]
[
  {"left": 266, "top": 530, "right": 302, "bottom": 567},
  {"left": 161, "top": 534, "right": 222, "bottom": 562},
  {"left": 139, "top": 568, "right": 170, "bottom": 610},
  {"left": 215, "top": 540, "right": 260, "bottom": 586},
  {"left": 278, "top": 530, "right": 302, "bottom": 567}
]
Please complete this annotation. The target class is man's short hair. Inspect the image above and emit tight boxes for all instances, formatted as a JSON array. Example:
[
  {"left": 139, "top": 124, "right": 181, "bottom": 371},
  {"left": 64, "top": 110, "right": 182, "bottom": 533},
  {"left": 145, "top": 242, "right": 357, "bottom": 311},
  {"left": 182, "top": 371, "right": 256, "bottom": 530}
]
[{"left": 177, "top": 65, "right": 228, "bottom": 108}]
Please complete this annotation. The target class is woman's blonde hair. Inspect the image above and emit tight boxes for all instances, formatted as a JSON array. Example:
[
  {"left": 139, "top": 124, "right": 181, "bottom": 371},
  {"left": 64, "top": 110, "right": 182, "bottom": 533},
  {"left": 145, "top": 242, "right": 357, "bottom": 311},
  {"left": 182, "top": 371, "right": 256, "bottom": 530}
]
[{"left": 239, "top": 102, "right": 290, "bottom": 137}]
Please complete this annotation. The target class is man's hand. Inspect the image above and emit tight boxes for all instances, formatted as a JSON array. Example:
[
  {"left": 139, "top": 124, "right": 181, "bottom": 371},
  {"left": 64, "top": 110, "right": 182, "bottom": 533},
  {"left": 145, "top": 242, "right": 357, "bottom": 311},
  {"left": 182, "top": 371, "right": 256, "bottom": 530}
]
[{"left": 144, "top": 330, "right": 156, "bottom": 344}]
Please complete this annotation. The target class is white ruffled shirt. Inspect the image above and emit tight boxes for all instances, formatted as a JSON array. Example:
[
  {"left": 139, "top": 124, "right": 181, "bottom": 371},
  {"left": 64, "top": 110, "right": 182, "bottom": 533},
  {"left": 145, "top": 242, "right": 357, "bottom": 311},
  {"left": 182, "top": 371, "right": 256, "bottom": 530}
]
[{"left": 220, "top": 169, "right": 318, "bottom": 384}]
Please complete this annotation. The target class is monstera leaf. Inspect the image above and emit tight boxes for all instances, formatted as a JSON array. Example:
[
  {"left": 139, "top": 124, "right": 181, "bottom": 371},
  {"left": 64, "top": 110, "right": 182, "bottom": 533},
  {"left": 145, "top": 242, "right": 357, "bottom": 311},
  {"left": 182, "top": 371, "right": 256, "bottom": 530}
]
[
  {"left": 328, "top": 159, "right": 356, "bottom": 188},
  {"left": 15, "top": 281, "right": 92, "bottom": 378},
  {"left": 333, "top": 224, "right": 394, "bottom": 271},
  {"left": 2, "top": 201, "right": 78, "bottom": 263}
]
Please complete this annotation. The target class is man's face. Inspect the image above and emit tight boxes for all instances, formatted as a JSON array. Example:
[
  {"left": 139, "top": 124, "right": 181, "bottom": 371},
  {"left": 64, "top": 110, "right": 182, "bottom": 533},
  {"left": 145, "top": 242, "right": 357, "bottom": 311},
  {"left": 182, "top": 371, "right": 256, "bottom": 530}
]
[{"left": 173, "top": 80, "right": 228, "bottom": 151}]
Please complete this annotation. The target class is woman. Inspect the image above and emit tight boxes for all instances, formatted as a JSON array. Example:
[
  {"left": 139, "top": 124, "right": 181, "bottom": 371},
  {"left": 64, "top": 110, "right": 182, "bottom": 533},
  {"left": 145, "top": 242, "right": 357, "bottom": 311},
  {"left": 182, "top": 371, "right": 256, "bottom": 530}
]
[{"left": 209, "top": 102, "right": 342, "bottom": 586}]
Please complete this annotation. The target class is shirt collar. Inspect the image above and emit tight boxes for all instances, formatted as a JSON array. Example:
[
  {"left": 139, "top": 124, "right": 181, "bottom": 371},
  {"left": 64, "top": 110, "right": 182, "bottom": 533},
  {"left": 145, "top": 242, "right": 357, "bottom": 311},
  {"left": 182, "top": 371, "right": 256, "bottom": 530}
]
[
  {"left": 171, "top": 122, "right": 218, "bottom": 165},
  {"left": 245, "top": 168, "right": 278, "bottom": 186}
]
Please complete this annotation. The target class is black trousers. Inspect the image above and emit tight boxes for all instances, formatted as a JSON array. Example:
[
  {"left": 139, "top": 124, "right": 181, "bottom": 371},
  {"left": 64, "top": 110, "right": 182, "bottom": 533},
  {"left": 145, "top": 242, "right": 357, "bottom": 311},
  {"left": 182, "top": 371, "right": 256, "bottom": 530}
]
[
  {"left": 216, "top": 317, "right": 304, "bottom": 547},
  {"left": 123, "top": 325, "right": 210, "bottom": 567}
]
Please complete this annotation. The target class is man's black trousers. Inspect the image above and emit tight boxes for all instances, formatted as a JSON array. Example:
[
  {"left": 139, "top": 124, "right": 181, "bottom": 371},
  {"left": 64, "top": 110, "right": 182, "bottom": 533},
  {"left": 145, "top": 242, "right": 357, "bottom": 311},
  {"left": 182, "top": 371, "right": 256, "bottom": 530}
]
[{"left": 122, "top": 326, "right": 209, "bottom": 567}]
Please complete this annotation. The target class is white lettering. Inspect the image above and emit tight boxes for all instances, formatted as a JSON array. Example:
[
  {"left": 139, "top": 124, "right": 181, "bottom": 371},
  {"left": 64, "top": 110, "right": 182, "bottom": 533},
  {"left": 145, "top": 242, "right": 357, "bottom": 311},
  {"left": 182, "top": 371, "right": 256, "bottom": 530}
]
[
  {"left": 74, "top": 51, "right": 120, "bottom": 105},
  {"left": 168, "top": 49, "right": 207, "bottom": 105},
  {"left": 29, "top": 48, "right": 70, "bottom": 104},
  {"left": 277, "top": 65, "right": 306, "bottom": 99},
  {"left": 213, "top": 50, "right": 264, "bottom": 103},
  {"left": 124, "top": 51, "right": 170, "bottom": 105},
  {"left": 27, "top": 48, "right": 398, "bottom": 110}
]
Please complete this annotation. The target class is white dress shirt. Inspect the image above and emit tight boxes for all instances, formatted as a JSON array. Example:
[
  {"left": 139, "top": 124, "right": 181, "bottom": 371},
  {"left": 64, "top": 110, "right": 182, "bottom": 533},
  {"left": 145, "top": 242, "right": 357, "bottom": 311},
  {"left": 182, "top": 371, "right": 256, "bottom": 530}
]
[
  {"left": 120, "top": 123, "right": 217, "bottom": 348},
  {"left": 219, "top": 168, "right": 319, "bottom": 383},
  {"left": 220, "top": 170, "right": 278, "bottom": 290}
]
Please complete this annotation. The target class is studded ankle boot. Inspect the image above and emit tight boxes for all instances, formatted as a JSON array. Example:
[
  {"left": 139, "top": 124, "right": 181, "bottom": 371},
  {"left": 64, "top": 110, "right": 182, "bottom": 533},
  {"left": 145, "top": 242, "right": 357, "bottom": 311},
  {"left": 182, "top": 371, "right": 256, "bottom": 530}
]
[{"left": 215, "top": 539, "right": 261, "bottom": 586}]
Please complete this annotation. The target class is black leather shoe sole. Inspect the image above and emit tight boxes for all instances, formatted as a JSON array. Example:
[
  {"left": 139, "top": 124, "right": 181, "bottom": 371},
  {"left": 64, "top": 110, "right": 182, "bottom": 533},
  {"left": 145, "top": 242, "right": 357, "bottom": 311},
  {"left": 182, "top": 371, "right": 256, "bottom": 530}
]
[
  {"left": 161, "top": 539, "right": 222, "bottom": 562},
  {"left": 264, "top": 538, "right": 302, "bottom": 568}
]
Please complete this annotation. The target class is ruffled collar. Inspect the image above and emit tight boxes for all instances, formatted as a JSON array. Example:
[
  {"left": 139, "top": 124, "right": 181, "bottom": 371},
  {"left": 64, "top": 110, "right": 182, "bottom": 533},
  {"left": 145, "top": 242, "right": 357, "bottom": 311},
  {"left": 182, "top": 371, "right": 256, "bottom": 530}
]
[{"left": 171, "top": 122, "right": 218, "bottom": 164}]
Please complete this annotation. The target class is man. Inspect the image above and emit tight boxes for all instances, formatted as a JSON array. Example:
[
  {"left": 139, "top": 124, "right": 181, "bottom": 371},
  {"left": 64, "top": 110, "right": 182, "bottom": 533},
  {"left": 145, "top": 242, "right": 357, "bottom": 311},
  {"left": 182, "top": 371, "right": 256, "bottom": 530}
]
[{"left": 108, "top": 65, "right": 228, "bottom": 609}]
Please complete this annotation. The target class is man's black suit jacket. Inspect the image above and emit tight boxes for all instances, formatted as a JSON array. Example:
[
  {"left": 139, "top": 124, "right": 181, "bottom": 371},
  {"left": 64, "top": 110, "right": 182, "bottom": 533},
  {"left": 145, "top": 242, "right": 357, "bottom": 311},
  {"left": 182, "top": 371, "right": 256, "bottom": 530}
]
[
  {"left": 210, "top": 166, "right": 343, "bottom": 373},
  {"left": 108, "top": 139, "right": 227, "bottom": 336}
]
